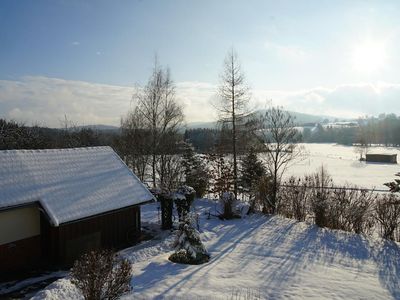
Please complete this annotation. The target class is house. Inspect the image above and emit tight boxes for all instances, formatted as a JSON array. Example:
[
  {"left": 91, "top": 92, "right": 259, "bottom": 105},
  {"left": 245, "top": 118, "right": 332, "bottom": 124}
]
[
  {"left": 0, "top": 146, "right": 155, "bottom": 275},
  {"left": 365, "top": 154, "right": 397, "bottom": 164}
]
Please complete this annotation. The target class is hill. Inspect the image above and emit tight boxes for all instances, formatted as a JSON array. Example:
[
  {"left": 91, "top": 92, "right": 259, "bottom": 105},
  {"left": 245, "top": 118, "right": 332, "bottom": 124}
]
[{"left": 186, "top": 110, "right": 341, "bottom": 129}]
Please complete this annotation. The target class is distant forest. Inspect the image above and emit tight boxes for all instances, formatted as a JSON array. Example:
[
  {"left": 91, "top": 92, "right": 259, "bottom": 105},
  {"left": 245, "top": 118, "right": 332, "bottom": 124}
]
[
  {"left": 1, "top": 113, "right": 400, "bottom": 152},
  {"left": 0, "top": 119, "right": 116, "bottom": 150},
  {"left": 184, "top": 113, "right": 400, "bottom": 151},
  {"left": 302, "top": 114, "right": 400, "bottom": 146}
]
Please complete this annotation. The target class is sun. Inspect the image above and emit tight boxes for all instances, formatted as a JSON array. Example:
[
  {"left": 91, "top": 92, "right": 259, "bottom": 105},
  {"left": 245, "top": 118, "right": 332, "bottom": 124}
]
[{"left": 351, "top": 40, "right": 387, "bottom": 73}]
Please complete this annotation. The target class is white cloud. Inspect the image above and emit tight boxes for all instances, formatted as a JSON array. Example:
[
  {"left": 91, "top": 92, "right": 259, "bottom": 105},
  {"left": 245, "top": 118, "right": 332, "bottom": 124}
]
[
  {"left": 0, "top": 76, "right": 218, "bottom": 127},
  {"left": 71, "top": 41, "right": 80, "bottom": 46},
  {"left": 0, "top": 76, "right": 399, "bottom": 128},
  {"left": 0, "top": 77, "right": 133, "bottom": 127}
]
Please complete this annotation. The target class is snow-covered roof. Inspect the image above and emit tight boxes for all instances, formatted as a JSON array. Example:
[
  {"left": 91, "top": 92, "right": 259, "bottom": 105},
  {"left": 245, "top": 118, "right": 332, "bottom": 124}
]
[{"left": 0, "top": 146, "right": 155, "bottom": 226}]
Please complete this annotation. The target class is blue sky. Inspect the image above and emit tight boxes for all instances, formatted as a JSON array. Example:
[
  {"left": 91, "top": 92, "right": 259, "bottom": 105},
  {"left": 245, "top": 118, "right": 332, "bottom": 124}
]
[{"left": 1, "top": 0, "right": 400, "bottom": 126}]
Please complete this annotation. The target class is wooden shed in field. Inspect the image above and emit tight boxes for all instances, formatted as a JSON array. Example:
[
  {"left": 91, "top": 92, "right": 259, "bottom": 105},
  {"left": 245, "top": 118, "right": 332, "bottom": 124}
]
[
  {"left": 0, "top": 147, "right": 155, "bottom": 276},
  {"left": 365, "top": 153, "right": 397, "bottom": 164}
]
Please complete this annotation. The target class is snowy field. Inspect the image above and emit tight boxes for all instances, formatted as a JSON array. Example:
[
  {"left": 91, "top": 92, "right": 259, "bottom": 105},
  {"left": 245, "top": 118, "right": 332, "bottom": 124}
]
[
  {"left": 32, "top": 200, "right": 400, "bottom": 300},
  {"left": 282, "top": 143, "right": 400, "bottom": 190}
]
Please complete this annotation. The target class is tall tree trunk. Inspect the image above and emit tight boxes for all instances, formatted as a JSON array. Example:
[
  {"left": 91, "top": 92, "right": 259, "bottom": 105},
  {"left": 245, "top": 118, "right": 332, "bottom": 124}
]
[
  {"left": 152, "top": 153, "right": 156, "bottom": 188},
  {"left": 231, "top": 58, "right": 238, "bottom": 199}
]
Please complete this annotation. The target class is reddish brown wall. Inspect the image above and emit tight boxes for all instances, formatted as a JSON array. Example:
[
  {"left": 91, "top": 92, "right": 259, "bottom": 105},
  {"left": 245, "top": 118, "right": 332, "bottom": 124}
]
[
  {"left": 41, "top": 205, "right": 141, "bottom": 266},
  {"left": 0, "top": 235, "right": 41, "bottom": 274}
]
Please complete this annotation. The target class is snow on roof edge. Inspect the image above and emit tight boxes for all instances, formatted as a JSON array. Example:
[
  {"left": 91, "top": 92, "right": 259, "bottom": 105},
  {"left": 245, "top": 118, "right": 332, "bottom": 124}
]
[
  {"left": 0, "top": 146, "right": 113, "bottom": 153},
  {"left": 40, "top": 198, "right": 59, "bottom": 226},
  {"left": 109, "top": 148, "right": 157, "bottom": 203}
]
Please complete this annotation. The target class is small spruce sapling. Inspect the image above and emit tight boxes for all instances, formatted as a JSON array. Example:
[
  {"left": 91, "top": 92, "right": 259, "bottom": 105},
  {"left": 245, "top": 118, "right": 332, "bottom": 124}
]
[
  {"left": 169, "top": 214, "right": 209, "bottom": 264},
  {"left": 385, "top": 172, "right": 400, "bottom": 193}
]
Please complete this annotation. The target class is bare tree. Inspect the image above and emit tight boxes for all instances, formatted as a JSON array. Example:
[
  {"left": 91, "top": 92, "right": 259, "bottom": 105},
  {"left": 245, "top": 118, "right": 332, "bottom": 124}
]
[
  {"left": 118, "top": 110, "right": 151, "bottom": 181},
  {"left": 258, "top": 106, "right": 302, "bottom": 213},
  {"left": 125, "top": 58, "right": 184, "bottom": 188},
  {"left": 71, "top": 249, "right": 131, "bottom": 300},
  {"left": 216, "top": 48, "right": 251, "bottom": 198},
  {"left": 354, "top": 121, "right": 370, "bottom": 160}
]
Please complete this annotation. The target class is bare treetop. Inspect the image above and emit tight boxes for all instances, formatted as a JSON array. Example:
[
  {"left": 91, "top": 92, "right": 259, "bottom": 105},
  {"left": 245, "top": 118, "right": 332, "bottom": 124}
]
[{"left": 217, "top": 48, "right": 251, "bottom": 121}]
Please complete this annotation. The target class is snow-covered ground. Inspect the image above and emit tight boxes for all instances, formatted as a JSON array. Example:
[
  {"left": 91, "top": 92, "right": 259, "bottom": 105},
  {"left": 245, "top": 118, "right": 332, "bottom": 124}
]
[
  {"left": 31, "top": 200, "right": 400, "bottom": 300},
  {"left": 282, "top": 143, "right": 400, "bottom": 189}
]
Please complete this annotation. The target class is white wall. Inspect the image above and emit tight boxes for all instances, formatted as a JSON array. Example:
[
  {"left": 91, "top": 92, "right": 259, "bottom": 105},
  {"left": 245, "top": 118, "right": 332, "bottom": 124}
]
[{"left": 0, "top": 206, "right": 40, "bottom": 245}]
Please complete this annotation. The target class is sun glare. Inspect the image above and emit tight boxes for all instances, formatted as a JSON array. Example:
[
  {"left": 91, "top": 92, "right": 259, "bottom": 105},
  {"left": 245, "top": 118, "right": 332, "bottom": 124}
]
[{"left": 351, "top": 40, "right": 387, "bottom": 73}]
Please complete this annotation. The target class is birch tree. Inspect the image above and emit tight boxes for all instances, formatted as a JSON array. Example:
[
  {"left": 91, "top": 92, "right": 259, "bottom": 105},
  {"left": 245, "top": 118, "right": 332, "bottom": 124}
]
[
  {"left": 259, "top": 106, "right": 302, "bottom": 213},
  {"left": 122, "top": 59, "right": 184, "bottom": 188}
]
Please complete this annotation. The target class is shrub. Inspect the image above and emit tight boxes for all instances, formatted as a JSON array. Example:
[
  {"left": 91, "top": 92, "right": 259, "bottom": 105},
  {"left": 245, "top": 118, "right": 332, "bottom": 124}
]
[
  {"left": 174, "top": 185, "right": 196, "bottom": 221},
  {"left": 255, "top": 175, "right": 274, "bottom": 214},
  {"left": 70, "top": 249, "right": 131, "bottom": 300},
  {"left": 220, "top": 191, "right": 237, "bottom": 219},
  {"left": 279, "top": 168, "right": 375, "bottom": 235},
  {"left": 278, "top": 176, "right": 310, "bottom": 221},
  {"left": 309, "top": 167, "right": 332, "bottom": 228},
  {"left": 329, "top": 187, "right": 376, "bottom": 234},
  {"left": 375, "top": 194, "right": 400, "bottom": 240}
]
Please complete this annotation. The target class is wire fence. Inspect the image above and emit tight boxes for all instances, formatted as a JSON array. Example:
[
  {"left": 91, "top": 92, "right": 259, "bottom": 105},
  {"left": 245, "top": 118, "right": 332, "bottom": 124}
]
[{"left": 280, "top": 184, "right": 392, "bottom": 193}]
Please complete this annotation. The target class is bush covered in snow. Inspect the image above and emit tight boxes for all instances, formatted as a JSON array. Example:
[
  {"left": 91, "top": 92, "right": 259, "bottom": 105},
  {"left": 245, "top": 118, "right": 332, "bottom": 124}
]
[
  {"left": 174, "top": 185, "right": 196, "bottom": 222},
  {"left": 70, "top": 249, "right": 131, "bottom": 300},
  {"left": 169, "top": 214, "right": 209, "bottom": 265},
  {"left": 219, "top": 191, "right": 239, "bottom": 219}
]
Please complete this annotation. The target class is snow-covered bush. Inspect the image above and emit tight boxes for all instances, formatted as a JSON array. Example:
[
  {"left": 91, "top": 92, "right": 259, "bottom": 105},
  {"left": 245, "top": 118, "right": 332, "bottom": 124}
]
[
  {"left": 174, "top": 185, "right": 196, "bottom": 221},
  {"left": 151, "top": 188, "right": 174, "bottom": 230},
  {"left": 169, "top": 214, "right": 209, "bottom": 265},
  {"left": 220, "top": 191, "right": 238, "bottom": 219},
  {"left": 70, "top": 249, "right": 131, "bottom": 300}
]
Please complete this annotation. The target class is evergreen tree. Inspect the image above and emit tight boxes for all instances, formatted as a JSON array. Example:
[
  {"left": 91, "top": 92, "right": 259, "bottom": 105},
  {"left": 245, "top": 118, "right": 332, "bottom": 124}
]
[
  {"left": 207, "top": 152, "right": 234, "bottom": 199},
  {"left": 385, "top": 172, "right": 400, "bottom": 193},
  {"left": 182, "top": 142, "right": 209, "bottom": 197},
  {"left": 240, "top": 147, "right": 266, "bottom": 194},
  {"left": 169, "top": 214, "right": 209, "bottom": 264}
]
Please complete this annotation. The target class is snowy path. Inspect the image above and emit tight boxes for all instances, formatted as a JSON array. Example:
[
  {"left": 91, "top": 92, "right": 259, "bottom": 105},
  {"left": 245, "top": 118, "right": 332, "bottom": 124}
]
[
  {"left": 125, "top": 214, "right": 399, "bottom": 299},
  {"left": 32, "top": 200, "right": 400, "bottom": 299}
]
